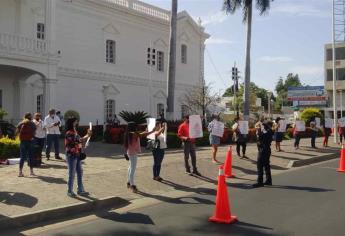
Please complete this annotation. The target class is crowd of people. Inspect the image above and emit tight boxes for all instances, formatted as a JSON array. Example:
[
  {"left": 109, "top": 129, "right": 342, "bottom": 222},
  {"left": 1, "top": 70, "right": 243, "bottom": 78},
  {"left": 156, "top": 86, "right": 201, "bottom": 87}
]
[{"left": 15, "top": 109, "right": 342, "bottom": 196}]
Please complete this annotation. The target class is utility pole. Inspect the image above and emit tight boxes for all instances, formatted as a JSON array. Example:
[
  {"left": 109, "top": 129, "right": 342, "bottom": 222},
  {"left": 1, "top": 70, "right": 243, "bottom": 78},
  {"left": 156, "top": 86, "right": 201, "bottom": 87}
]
[
  {"left": 332, "top": 0, "right": 338, "bottom": 143},
  {"left": 166, "top": 0, "right": 177, "bottom": 121},
  {"left": 232, "top": 62, "right": 239, "bottom": 119}
]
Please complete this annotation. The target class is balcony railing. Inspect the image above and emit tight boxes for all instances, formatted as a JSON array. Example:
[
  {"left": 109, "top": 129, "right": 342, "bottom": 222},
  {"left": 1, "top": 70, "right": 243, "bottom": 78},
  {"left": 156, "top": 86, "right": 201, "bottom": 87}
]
[
  {"left": 98, "top": 0, "right": 170, "bottom": 21},
  {"left": 0, "top": 33, "right": 49, "bottom": 58}
]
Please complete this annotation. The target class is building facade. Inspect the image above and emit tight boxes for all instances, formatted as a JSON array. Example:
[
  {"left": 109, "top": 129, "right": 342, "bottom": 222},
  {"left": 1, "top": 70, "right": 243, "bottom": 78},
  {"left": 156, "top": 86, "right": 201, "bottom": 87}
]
[
  {"left": 0, "top": 0, "right": 209, "bottom": 124},
  {"left": 324, "top": 43, "right": 345, "bottom": 118}
]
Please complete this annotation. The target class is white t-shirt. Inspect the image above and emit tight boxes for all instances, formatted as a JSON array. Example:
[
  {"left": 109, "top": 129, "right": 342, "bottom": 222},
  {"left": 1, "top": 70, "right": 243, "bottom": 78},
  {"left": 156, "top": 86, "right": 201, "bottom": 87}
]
[
  {"left": 33, "top": 119, "right": 46, "bottom": 138},
  {"left": 157, "top": 132, "right": 167, "bottom": 149}
]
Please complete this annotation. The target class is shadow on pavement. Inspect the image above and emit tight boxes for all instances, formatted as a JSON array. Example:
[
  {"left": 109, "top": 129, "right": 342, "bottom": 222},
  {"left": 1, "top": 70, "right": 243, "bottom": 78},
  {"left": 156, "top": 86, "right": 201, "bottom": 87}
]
[
  {"left": 232, "top": 165, "right": 257, "bottom": 175},
  {"left": 161, "top": 179, "right": 217, "bottom": 195},
  {"left": 271, "top": 154, "right": 300, "bottom": 161},
  {"left": 38, "top": 163, "right": 67, "bottom": 170},
  {"left": 229, "top": 182, "right": 335, "bottom": 192},
  {"left": 36, "top": 175, "right": 67, "bottom": 184},
  {"left": 137, "top": 191, "right": 214, "bottom": 205},
  {"left": 0, "top": 192, "right": 38, "bottom": 208},
  {"left": 97, "top": 211, "right": 155, "bottom": 225}
]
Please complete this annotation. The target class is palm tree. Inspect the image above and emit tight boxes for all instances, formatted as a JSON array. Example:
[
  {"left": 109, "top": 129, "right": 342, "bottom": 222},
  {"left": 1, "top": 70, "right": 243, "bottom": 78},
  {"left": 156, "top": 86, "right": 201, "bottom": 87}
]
[
  {"left": 223, "top": 0, "right": 273, "bottom": 121},
  {"left": 166, "top": 0, "right": 178, "bottom": 121}
]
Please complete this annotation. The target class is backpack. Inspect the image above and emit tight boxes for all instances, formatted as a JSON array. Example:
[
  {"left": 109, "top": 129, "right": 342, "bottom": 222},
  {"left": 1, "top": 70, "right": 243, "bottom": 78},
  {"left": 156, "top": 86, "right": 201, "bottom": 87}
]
[{"left": 19, "top": 121, "right": 35, "bottom": 141}]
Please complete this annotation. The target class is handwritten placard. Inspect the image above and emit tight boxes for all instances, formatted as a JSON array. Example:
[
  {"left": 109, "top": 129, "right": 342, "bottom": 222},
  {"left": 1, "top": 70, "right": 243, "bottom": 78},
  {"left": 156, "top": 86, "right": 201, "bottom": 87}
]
[
  {"left": 85, "top": 122, "right": 92, "bottom": 148},
  {"left": 339, "top": 118, "right": 345, "bottom": 128},
  {"left": 295, "top": 121, "right": 306, "bottom": 132},
  {"left": 146, "top": 118, "right": 156, "bottom": 140},
  {"left": 278, "top": 120, "right": 287, "bottom": 132},
  {"left": 189, "top": 115, "right": 203, "bottom": 138},
  {"left": 211, "top": 121, "right": 224, "bottom": 137},
  {"left": 325, "top": 118, "right": 334, "bottom": 128},
  {"left": 315, "top": 118, "right": 321, "bottom": 128},
  {"left": 238, "top": 121, "right": 249, "bottom": 135}
]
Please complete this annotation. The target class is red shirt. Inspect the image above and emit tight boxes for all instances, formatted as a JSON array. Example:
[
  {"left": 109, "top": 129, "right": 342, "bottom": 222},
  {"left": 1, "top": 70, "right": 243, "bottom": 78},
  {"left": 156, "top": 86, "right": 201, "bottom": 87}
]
[
  {"left": 339, "top": 127, "right": 345, "bottom": 135},
  {"left": 177, "top": 121, "right": 195, "bottom": 143}
]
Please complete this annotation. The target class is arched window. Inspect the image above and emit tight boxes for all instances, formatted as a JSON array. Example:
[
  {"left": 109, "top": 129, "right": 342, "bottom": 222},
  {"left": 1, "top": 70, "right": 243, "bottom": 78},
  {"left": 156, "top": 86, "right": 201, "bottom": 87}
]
[
  {"left": 181, "top": 105, "right": 189, "bottom": 119},
  {"left": 181, "top": 44, "right": 187, "bottom": 64},
  {"left": 105, "top": 99, "right": 115, "bottom": 121},
  {"left": 37, "top": 94, "right": 43, "bottom": 113},
  {"left": 106, "top": 40, "right": 116, "bottom": 63},
  {"left": 157, "top": 103, "right": 164, "bottom": 117}
]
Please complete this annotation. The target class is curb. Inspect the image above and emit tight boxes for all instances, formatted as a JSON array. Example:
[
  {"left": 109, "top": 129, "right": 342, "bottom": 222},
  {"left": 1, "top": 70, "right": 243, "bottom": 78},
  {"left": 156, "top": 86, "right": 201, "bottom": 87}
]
[
  {"left": 0, "top": 196, "right": 129, "bottom": 231},
  {"left": 288, "top": 153, "right": 339, "bottom": 168}
]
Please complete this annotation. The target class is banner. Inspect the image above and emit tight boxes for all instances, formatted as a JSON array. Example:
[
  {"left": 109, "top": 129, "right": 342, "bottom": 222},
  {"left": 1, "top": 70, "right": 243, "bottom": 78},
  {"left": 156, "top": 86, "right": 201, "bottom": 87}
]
[
  {"left": 211, "top": 121, "right": 224, "bottom": 137},
  {"left": 325, "top": 118, "right": 334, "bottom": 128},
  {"left": 238, "top": 121, "right": 249, "bottom": 135},
  {"left": 315, "top": 118, "right": 321, "bottom": 128},
  {"left": 146, "top": 118, "right": 156, "bottom": 140},
  {"left": 295, "top": 121, "right": 306, "bottom": 132},
  {"left": 339, "top": 118, "right": 345, "bottom": 128},
  {"left": 278, "top": 120, "right": 287, "bottom": 132},
  {"left": 189, "top": 115, "right": 203, "bottom": 138}
]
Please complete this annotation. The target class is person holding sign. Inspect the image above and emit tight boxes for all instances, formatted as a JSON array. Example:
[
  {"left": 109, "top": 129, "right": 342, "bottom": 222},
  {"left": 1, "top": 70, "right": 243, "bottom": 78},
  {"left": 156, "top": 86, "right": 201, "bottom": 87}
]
[
  {"left": 232, "top": 118, "right": 248, "bottom": 158},
  {"left": 310, "top": 118, "right": 318, "bottom": 149},
  {"left": 293, "top": 119, "right": 305, "bottom": 150},
  {"left": 273, "top": 117, "right": 284, "bottom": 152},
  {"left": 124, "top": 122, "right": 155, "bottom": 193},
  {"left": 207, "top": 115, "right": 223, "bottom": 164},
  {"left": 177, "top": 116, "right": 201, "bottom": 176},
  {"left": 323, "top": 123, "right": 332, "bottom": 147}
]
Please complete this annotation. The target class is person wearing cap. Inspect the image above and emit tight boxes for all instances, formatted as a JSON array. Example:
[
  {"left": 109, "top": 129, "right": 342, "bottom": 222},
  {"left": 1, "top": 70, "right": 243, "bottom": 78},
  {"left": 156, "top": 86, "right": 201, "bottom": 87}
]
[
  {"left": 253, "top": 120, "right": 273, "bottom": 188},
  {"left": 177, "top": 115, "right": 201, "bottom": 176},
  {"left": 44, "top": 109, "right": 62, "bottom": 160}
]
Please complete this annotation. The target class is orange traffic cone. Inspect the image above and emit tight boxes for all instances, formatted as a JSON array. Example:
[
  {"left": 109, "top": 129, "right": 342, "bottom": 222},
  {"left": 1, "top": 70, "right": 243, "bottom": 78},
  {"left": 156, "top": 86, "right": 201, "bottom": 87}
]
[
  {"left": 337, "top": 144, "right": 345, "bottom": 172},
  {"left": 209, "top": 166, "right": 237, "bottom": 224},
  {"left": 224, "top": 146, "right": 235, "bottom": 178}
]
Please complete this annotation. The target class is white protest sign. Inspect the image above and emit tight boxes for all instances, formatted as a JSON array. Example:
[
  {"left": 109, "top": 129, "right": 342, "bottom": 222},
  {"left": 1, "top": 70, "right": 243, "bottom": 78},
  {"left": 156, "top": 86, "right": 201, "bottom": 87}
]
[
  {"left": 295, "top": 121, "right": 306, "bottom": 132},
  {"left": 146, "top": 118, "right": 156, "bottom": 140},
  {"left": 339, "top": 118, "right": 345, "bottom": 127},
  {"left": 211, "top": 121, "right": 224, "bottom": 137},
  {"left": 189, "top": 115, "right": 203, "bottom": 138},
  {"left": 315, "top": 118, "right": 321, "bottom": 128},
  {"left": 238, "top": 121, "right": 249, "bottom": 135},
  {"left": 325, "top": 118, "right": 334, "bottom": 128},
  {"left": 85, "top": 122, "right": 92, "bottom": 148},
  {"left": 278, "top": 120, "right": 287, "bottom": 132}
]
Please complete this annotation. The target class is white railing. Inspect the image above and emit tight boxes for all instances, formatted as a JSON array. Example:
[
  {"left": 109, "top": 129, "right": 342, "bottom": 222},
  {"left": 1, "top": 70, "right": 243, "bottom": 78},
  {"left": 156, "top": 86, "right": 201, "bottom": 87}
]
[
  {"left": 97, "top": 0, "right": 170, "bottom": 21},
  {"left": 0, "top": 33, "right": 49, "bottom": 57}
]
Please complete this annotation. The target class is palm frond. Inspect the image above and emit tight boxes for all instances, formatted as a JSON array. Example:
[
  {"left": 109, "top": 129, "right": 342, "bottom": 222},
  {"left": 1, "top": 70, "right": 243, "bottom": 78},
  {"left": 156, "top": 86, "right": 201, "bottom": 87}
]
[
  {"left": 222, "top": 0, "right": 243, "bottom": 14},
  {"left": 119, "top": 111, "right": 149, "bottom": 125},
  {"left": 256, "top": 0, "right": 272, "bottom": 15}
]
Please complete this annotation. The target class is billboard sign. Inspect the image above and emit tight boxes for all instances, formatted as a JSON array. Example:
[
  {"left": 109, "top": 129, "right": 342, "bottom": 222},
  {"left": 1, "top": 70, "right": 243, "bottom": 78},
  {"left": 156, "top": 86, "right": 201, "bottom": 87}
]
[{"left": 287, "top": 86, "right": 326, "bottom": 102}]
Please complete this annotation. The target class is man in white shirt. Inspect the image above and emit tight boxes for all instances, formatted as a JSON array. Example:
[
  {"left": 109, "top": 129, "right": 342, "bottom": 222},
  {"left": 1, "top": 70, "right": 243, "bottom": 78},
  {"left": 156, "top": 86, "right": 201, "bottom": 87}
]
[{"left": 44, "top": 109, "right": 62, "bottom": 160}]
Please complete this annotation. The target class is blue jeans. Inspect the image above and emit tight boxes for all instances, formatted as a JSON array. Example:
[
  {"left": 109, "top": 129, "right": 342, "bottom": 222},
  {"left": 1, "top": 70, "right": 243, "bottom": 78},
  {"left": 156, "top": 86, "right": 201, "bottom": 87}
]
[
  {"left": 152, "top": 149, "right": 165, "bottom": 177},
  {"left": 66, "top": 153, "right": 84, "bottom": 193},
  {"left": 46, "top": 134, "right": 59, "bottom": 157},
  {"left": 19, "top": 140, "right": 33, "bottom": 169},
  {"left": 127, "top": 155, "right": 138, "bottom": 185}
]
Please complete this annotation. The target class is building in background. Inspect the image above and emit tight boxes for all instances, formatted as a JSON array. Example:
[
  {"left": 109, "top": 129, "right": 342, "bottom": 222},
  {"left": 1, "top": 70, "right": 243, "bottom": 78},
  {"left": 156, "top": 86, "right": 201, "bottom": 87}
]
[
  {"left": 0, "top": 0, "right": 209, "bottom": 124},
  {"left": 324, "top": 43, "right": 345, "bottom": 118}
]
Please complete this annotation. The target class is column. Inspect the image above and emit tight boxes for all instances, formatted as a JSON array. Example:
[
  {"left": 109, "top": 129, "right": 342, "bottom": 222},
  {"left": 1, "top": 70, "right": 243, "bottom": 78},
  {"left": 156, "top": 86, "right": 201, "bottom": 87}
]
[
  {"left": 45, "top": 0, "right": 56, "bottom": 54},
  {"left": 43, "top": 77, "right": 57, "bottom": 116}
]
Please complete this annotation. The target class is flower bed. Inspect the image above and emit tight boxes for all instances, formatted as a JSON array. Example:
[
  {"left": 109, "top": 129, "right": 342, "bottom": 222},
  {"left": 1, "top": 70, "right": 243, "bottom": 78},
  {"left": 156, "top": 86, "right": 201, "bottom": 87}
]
[{"left": 0, "top": 137, "right": 20, "bottom": 160}]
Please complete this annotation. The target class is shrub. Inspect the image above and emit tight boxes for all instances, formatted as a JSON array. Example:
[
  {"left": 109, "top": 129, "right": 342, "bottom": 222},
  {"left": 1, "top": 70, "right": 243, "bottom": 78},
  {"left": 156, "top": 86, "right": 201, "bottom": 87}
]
[
  {"left": 0, "top": 136, "right": 20, "bottom": 160},
  {"left": 0, "top": 120, "right": 16, "bottom": 139},
  {"left": 64, "top": 110, "right": 80, "bottom": 121},
  {"left": 0, "top": 109, "right": 8, "bottom": 120},
  {"left": 301, "top": 108, "right": 322, "bottom": 126},
  {"left": 119, "top": 111, "right": 149, "bottom": 125}
]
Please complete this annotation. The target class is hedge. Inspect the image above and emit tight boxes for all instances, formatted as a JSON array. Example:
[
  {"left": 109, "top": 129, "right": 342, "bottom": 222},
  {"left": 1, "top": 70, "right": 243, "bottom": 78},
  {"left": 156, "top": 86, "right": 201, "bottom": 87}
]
[{"left": 0, "top": 137, "right": 20, "bottom": 160}]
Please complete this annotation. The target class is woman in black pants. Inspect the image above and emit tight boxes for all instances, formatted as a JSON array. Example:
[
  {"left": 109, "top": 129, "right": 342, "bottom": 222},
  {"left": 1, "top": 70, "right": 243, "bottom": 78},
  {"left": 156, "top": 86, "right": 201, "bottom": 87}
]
[
  {"left": 232, "top": 118, "right": 247, "bottom": 158},
  {"left": 151, "top": 120, "right": 167, "bottom": 181}
]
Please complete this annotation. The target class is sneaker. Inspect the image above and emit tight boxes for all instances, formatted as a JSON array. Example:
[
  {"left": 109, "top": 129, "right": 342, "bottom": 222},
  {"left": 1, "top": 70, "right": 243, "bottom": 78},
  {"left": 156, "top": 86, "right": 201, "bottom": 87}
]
[
  {"left": 192, "top": 170, "right": 202, "bottom": 176},
  {"left": 130, "top": 185, "right": 138, "bottom": 193},
  {"left": 264, "top": 181, "right": 272, "bottom": 186},
  {"left": 156, "top": 176, "right": 163, "bottom": 182},
  {"left": 55, "top": 156, "right": 63, "bottom": 160},
  {"left": 252, "top": 183, "right": 264, "bottom": 188},
  {"left": 127, "top": 182, "right": 131, "bottom": 189},
  {"left": 185, "top": 169, "right": 192, "bottom": 175},
  {"left": 18, "top": 173, "right": 24, "bottom": 177},
  {"left": 77, "top": 190, "right": 89, "bottom": 196},
  {"left": 67, "top": 191, "right": 77, "bottom": 197}
]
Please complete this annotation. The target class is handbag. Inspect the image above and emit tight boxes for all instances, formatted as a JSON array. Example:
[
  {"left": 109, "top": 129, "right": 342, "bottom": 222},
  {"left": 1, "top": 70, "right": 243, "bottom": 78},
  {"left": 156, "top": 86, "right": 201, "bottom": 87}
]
[
  {"left": 146, "top": 139, "right": 160, "bottom": 150},
  {"left": 79, "top": 152, "right": 87, "bottom": 160}
]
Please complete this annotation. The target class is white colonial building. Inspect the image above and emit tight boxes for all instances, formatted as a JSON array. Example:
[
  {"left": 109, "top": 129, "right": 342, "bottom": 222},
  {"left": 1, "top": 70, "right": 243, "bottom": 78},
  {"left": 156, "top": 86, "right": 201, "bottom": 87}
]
[{"left": 0, "top": 0, "right": 209, "bottom": 124}]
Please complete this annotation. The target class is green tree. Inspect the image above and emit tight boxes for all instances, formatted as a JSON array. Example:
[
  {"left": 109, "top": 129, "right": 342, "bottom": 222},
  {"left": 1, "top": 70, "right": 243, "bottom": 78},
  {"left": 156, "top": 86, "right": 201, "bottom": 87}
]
[
  {"left": 300, "top": 108, "right": 322, "bottom": 126},
  {"left": 223, "top": 0, "right": 273, "bottom": 120},
  {"left": 274, "top": 73, "right": 302, "bottom": 110}
]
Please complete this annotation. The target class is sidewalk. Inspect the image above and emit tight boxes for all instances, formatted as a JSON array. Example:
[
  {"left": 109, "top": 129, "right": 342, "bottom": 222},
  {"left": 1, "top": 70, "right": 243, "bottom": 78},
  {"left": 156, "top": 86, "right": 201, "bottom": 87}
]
[{"left": 0, "top": 137, "right": 340, "bottom": 229}]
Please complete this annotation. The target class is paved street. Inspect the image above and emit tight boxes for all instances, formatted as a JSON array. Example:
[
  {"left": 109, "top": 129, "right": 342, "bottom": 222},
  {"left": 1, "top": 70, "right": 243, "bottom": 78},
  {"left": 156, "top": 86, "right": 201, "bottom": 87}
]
[{"left": 17, "top": 159, "right": 345, "bottom": 236}]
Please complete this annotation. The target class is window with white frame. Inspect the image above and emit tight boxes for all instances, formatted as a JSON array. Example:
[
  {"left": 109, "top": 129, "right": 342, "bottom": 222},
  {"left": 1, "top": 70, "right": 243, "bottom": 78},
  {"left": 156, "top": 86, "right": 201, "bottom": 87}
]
[
  {"left": 37, "top": 23, "right": 45, "bottom": 40},
  {"left": 36, "top": 94, "right": 43, "bottom": 113},
  {"left": 147, "top": 48, "right": 156, "bottom": 66},
  {"left": 181, "top": 44, "right": 187, "bottom": 64},
  {"left": 157, "top": 103, "right": 164, "bottom": 117},
  {"left": 157, "top": 51, "right": 164, "bottom": 72},
  {"left": 181, "top": 105, "right": 189, "bottom": 119},
  {"left": 106, "top": 40, "right": 116, "bottom": 63},
  {"left": 105, "top": 99, "right": 115, "bottom": 121}
]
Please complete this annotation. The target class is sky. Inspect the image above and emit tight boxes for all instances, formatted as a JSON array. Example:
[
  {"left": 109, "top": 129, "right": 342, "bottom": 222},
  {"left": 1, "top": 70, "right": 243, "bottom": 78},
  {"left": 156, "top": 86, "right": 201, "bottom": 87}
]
[{"left": 142, "top": 0, "right": 332, "bottom": 95}]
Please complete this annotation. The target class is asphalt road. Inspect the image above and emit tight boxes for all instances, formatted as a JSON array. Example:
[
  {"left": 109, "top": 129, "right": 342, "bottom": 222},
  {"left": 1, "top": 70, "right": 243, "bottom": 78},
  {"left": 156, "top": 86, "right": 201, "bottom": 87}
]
[{"left": 24, "top": 159, "right": 345, "bottom": 236}]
